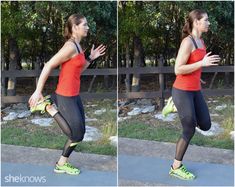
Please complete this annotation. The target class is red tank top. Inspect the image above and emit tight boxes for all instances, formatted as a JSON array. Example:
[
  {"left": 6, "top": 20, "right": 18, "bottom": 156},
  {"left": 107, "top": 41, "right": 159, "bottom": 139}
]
[
  {"left": 173, "top": 44, "right": 206, "bottom": 91},
  {"left": 55, "top": 53, "right": 86, "bottom": 96}
]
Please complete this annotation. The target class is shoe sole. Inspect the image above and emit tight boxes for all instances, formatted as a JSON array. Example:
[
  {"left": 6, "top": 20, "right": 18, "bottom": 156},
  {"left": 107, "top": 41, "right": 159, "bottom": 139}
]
[
  {"left": 54, "top": 169, "right": 80, "bottom": 175},
  {"left": 169, "top": 172, "right": 195, "bottom": 180}
]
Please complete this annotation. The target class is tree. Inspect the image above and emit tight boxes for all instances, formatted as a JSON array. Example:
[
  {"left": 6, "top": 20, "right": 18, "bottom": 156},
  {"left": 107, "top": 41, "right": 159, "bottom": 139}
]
[
  {"left": 1, "top": 1, "right": 117, "bottom": 95},
  {"left": 118, "top": 1, "right": 234, "bottom": 90}
]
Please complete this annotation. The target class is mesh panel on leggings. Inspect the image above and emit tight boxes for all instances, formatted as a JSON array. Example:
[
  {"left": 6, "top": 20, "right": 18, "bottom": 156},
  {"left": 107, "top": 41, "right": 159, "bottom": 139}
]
[{"left": 175, "top": 137, "right": 190, "bottom": 161}]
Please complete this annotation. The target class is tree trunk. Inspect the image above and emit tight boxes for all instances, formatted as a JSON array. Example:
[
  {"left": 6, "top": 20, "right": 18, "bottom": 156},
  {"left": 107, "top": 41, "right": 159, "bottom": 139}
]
[
  {"left": 1, "top": 39, "right": 6, "bottom": 98},
  {"left": 163, "top": 30, "right": 170, "bottom": 65},
  {"left": 7, "top": 37, "right": 21, "bottom": 96},
  {"left": 159, "top": 55, "right": 165, "bottom": 109},
  {"left": 112, "top": 52, "right": 117, "bottom": 89},
  {"left": 131, "top": 36, "right": 144, "bottom": 92},
  {"left": 104, "top": 55, "right": 109, "bottom": 89},
  {"left": 209, "top": 72, "right": 218, "bottom": 89},
  {"left": 125, "top": 43, "right": 130, "bottom": 92},
  {"left": 88, "top": 73, "right": 97, "bottom": 93},
  {"left": 224, "top": 47, "right": 231, "bottom": 88}
]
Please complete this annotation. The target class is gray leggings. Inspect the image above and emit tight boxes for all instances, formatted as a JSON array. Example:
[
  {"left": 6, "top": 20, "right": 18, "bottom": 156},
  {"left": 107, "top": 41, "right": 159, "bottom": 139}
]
[
  {"left": 172, "top": 87, "right": 211, "bottom": 161},
  {"left": 51, "top": 93, "right": 86, "bottom": 157}
]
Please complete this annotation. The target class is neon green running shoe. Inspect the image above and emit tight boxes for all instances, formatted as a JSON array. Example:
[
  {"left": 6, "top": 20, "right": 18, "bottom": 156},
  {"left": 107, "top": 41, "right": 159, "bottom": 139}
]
[
  {"left": 162, "top": 96, "right": 177, "bottom": 117},
  {"left": 169, "top": 164, "right": 196, "bottom": 180},
  {"left": 54, "top": 162, "right": 80, "bottom": 175},
  {"left": 30, "top": 95, "right": 52, "bottom": 114}
]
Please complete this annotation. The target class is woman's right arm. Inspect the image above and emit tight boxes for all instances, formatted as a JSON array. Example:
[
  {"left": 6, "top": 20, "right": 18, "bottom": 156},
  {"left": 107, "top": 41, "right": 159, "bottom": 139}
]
[
  {"left": 174, "top": 37, "right": 220, "bottom": 75},
  {"left": 28, "top": 41, "right": 76, "bottom": 107}
]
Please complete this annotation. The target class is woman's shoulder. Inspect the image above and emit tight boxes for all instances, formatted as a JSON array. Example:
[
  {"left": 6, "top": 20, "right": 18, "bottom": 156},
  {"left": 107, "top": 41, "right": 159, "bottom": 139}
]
[
  {"left": 180, "top": 36, "right": 194, "bottom": 51},
  {"left": 182, "top": 36, "right": 193, "bottom": 45},
  {"left": 64, "top": 40, "right": 76, "bottom": 47},
  {"left": 54, "top": 40, "right": 77, "bottom": 61},
  {"left": 61, "top": 40, "right": 77, "bottom": 52}
]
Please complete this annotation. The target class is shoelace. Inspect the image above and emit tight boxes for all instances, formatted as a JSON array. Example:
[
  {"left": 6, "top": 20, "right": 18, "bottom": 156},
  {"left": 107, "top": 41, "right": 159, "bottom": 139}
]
[
  {"left": 66, "top": 163, "right": 74, "bottom": 168},
  {"left": 66, "top": 163, "right": 77, "bottom": 170},
  {"left": 181, "top": 166, "right": 191, "bottom": 176}
]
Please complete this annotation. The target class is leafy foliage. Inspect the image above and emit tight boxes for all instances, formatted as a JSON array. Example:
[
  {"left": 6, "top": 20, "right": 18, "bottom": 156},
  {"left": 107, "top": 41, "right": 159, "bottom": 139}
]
[
  {"left": 1, "top": 1, "right": 117, "bottom": 68},
  {"left": 119, "top": 1, "right": 234, "bottom": 66}
]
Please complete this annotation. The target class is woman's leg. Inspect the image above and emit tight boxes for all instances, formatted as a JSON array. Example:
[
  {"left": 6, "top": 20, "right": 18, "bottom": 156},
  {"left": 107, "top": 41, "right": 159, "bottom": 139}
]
[
  {"left": 194, "top": 91, "right": 211, "bottom": 131},
  {"left": 56, "top": 94, "right": 85, "bottom": 159},
  {"left": 76, "top": 95, "right": 86, "bottom": 132},
  {"left": 172, "top": 88, "right": 197, "bottom": 169},
  {"left": 44, "top": 105, "right": 73, "bottom": 166},
  {"left": 30, "top": 94, "right": 83, "bottom": 174},
  {"left": 45, "top": 94, "right": 85, "bottom": 165},
  {"left": 46, "top": 105, "right": 72, "bottom": 138}
]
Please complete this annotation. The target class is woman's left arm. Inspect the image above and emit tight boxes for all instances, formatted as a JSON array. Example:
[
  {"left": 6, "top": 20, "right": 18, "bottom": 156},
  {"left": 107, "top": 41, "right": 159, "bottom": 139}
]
[{"left": 82, "top": 44, "right": 106, "bottom": 72}]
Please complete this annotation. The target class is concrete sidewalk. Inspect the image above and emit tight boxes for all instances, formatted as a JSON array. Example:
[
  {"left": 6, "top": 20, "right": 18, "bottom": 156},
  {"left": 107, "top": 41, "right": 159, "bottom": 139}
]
[
  {"left": 118, "top": 137, "right": 234, "bottom": 186},
  {"left": 1, "top": 138, "right": 234, "bottom": 186},
  {"left": 1, "top": 144, "right": 117, "bottom": 186}
]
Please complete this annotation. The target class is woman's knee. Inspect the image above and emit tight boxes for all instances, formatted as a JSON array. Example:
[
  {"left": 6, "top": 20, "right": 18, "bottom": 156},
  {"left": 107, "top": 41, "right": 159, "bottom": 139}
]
[
  {"left": 71, "top": 123, "right": 85, "bottom": 142},
  {"left": 198, "top": 119, "right": 211, "bottom": 131},
  {"left": 72, "top": 132, "right": 85, "bottom": 142},
  {"left": 181, "top": 116, "right": 196, "bottom": 142},
  {"left": 182, "top": 127, "right": 195, "bottom": 142}
]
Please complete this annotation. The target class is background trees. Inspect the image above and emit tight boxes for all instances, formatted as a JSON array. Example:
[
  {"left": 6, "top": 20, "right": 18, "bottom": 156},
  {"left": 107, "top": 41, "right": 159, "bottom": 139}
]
[
  {"left": 118, "top": 1, "right": 234, "bottom": 91},
  {"left": 1, "top": 1, "right": 117, "bottom": 95}
]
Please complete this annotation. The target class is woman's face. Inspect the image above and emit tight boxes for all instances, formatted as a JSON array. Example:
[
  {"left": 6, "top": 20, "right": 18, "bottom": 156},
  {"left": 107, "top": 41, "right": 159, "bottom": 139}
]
[
  {"left": 73, "top": 18, "right": 89, "bottom": 38},
  {"left": 196, "top": 13, "right": 210, "bottom": 33}
]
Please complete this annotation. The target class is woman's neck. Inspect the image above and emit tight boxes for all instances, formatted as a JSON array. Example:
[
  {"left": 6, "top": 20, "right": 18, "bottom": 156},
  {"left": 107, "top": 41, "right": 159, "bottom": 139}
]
[
  {"left": 71, "top": 35, "right": 81, "bottom": 43},
  {"left": 191, "top": 29, "right": 202, "bottom": 39}
]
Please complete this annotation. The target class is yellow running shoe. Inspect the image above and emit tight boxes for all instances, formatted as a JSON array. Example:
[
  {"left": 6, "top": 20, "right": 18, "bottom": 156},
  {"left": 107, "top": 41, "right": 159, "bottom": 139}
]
[
  {"left": 54, "top": 162, "right": 80, "bottom": 175},
  {"left": 30, "top": 95, "right": 52, "bottom": 114},
  {"left": 169, "top": 164, "right": 196, "bottom": 180},
  {"left": 162, "top": 97, "right": 176, "bottom": 117}
]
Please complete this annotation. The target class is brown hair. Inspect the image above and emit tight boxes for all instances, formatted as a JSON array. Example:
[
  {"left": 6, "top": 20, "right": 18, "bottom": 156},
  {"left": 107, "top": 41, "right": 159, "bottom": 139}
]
[
  {"left": 182, "top": 9, "right": 207, "bottom": 40},
  {"left": 64, "top": 13, "right": 85, "bottom": 40}
]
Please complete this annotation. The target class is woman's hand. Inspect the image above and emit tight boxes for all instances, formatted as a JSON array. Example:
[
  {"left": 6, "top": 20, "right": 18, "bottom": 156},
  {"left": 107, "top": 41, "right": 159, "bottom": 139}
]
[
  {"left": 28, "top": 91, "right": 44, "bottom": 107},
  {"left": 89, "top": 44, "right": 106, "bottom": 60},
  {"left": 202, "top": 52, "right": 220, "bottom": 67}
]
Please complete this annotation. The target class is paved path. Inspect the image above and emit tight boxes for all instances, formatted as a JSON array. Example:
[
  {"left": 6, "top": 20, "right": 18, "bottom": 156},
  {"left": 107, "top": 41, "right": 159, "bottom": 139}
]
[
  {"left": 1, "top": 144, "right": 117, "bottom": 186},
  {"left": 2, "top": 138, "right": 234, "bottom": 186},
  {"left": 118, "top": 138, "right": 234, "bottom": 186}
]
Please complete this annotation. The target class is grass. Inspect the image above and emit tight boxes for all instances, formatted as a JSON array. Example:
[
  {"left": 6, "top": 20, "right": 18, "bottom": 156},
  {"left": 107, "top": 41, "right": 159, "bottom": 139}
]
[
  {"left": 1, "top": 99, "right": 117, "bottom": 156},
  {"left": 119, "top": 121, "right": 234, "bottom": 150},
  {"left": 85, "top": 99, "right": 117, "bottom": 138},
  {"left": 119, "top": 96, "right": 234, "bottom": 150}
]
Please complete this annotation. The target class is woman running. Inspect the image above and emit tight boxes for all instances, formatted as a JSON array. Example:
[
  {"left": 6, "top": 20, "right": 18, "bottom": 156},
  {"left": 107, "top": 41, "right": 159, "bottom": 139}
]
[
  {"left": 28, "top": 13, "right": 106, "bottom": 175},
  {"left": 168, "top": 10, "right": 220, "bottom": 180}
]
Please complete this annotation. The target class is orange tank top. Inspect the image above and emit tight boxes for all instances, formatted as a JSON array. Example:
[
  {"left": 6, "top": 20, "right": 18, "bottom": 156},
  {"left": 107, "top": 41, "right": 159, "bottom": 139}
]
[
  {"left": 173, "top": 38, "right": 206, "bottom": 91},
  {"left": 55, "top": 53, "right": 86, "bottom": 96}
]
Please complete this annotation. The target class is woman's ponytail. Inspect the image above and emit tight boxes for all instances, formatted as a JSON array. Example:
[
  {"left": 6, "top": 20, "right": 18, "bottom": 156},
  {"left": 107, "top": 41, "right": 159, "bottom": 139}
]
[
  {"left": 64, "top": 22, "right": 72, "bottom": 40},
  {"left": 182, "top": 17, "right": 192, "bottom": 40}
]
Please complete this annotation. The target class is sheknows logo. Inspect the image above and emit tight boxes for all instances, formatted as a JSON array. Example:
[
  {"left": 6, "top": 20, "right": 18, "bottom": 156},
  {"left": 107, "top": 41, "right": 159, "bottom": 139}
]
[{"left": 4, "top": 174, "right": 46, "bottom": 183}]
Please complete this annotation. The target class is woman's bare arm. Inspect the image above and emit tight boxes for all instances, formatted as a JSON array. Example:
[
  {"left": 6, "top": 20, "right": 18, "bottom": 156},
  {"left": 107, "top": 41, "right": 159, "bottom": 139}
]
[
  {"left": 29, "top": 42, "right": 76, "bottom": 106},
  {"left": 174, "top": 37, "right": 220, "bottom": 75}
]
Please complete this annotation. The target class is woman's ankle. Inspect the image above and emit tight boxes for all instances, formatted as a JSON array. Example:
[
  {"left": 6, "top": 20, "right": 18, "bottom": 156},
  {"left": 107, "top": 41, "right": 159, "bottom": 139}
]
[
  {"left": 46, "top": 105, "right": 58, "bottom": 116},
  {"left": 57, "top": 156, "right": 68, "bottom": 166},
  {"left": 172, "top": 159, "right": 182, "bottom": 170}
]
